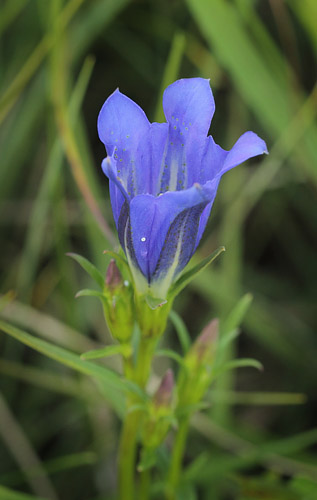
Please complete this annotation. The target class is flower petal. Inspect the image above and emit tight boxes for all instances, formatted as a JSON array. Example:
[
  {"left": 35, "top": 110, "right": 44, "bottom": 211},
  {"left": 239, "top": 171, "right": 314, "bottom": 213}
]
[
  {"left": 101, "top": 156, "right": 129, "bottom": 226},
  {"left": 192, "top": 137, "right": 225, "bottom": 246},
  {"left": 199, "top": 136, "right": 227, "bottom": 184},
  {"left": 137, "top": 122, "right": 169, "bottom": 195},
  {"left": 221, "top": 131, "right": 268, "bottom": 175},
  {"left": 157, "top": 78, "right": 215, "bottom": 193},
  {"left": 194, "top": 197, "right": 216, "bottom": 252},
  {"left": 193, "top": 133, "right": 268, "bottom": 249},
  {"left": 163, "top": 78, "right": 215, "bottom": 136},
  {"left": 127, "top": 181, "right": 218, "bottom": 297},
  {"left": 98, "top": 89, "right": 150, "bottom": 196}
]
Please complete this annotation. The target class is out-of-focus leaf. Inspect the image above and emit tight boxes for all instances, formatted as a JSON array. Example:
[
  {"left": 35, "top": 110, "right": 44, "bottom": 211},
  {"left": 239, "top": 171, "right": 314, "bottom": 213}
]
[
  {"left": 0, "top": 486, "right": 46, "bottom": 500},
  {"left": 0, "top": 319, "right": 135, "bottom": 414},
  {"left": 81, "top": 344, "right": 132, "bottom": 360},
  {"left": 221, "top": 293, "right": 253, "bottom": 337},
  {"left": 67, "top": 253, "right": 105, "bottom": 289},
  {"left": 75, "top": 289, "right": 105, "bottom": 300},
  {"left": 214, "top": 358, "right": 263, "bottom": 376},
  {"left": 155, "top": 348, "right": 186, "bottom": 367},
  {"left": 169, "top": 309, "right": 191, "bottom": 354}
]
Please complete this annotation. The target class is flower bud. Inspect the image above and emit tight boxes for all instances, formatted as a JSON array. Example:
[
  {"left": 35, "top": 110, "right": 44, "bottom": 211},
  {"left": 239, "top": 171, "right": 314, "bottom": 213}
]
[
  {"left": 102, "top": 260, "right": 135, "bottom": 342},
  {"left": 153, "top": 369, "right": 174, "bottom": 409},
  {"left": 178, "top": 319, "right": 219, "bottom": 407},
  {"left": 105, "top": 259, "right": 122, "bottom": 290},
  {"left": 189, "top": 318, "right": 219, "bottom": 366},
  {"left": 141, "top": 370, "right": 175, "bottom": 450}
]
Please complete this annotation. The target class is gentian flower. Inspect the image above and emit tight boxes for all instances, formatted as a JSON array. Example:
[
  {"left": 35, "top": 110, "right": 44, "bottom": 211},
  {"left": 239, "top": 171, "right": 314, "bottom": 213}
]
[{"left": 98, "top": 78, "right": 267, "bottom": 301}]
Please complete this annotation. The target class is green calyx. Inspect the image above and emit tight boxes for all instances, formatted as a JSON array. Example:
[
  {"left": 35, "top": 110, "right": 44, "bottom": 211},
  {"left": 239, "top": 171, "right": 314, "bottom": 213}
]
[{"left": 135, "top": 293, "right": 172, "bottom": 339}]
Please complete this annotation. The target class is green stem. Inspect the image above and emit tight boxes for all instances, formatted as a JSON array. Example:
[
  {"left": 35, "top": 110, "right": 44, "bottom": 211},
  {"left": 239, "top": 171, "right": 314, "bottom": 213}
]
[
  {"left": 166, "top": 417, "right": 190, "bottom": 500},
  {"left": 118, "top": 408, "right": 139, "bottom": 500},
  {"left": 139, "top": 468, "right": 151, "bottom": 500},
  {"left": 135, "top": 335, "right": 157, "bottom": 388},
  {"left": 118, "top": 335, "right": 157, "bottom": 499}
]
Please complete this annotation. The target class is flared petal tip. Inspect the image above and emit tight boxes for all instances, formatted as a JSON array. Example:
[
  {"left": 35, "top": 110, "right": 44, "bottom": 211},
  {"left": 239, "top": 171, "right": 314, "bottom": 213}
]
[
  {"left": 101, "top": 156, "right": 113, "bottom": 178},
  {"left": 246, "top": 132, "right": 268, "bottom": 156},
  {"left": 222, "top": 131, "right": 268, "bottom": 174}
]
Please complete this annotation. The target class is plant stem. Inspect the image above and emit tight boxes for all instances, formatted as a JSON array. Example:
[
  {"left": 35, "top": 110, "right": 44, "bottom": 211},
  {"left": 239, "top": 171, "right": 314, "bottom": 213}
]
[
  {"left": 135, "top": 335, "right": 157, "bottom": 388},
  {"left": 118, "top": 407, "right": 139, "bottom": 500},
  {"left": 139, "top": 467, "right": 151, "bottom": 500},
  {"left": 166, "top": 416, "right": 190, "bottom": 500},
  {"left": 118, "top": 335, "right": 157, "bottom": 499}
]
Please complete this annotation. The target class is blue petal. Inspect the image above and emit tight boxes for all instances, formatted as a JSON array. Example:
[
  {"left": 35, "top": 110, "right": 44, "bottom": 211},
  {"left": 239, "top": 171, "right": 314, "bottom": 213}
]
[
  {"left": 136, "top": 122, "right": 169, "bottom": 195},
  {"left": 199, "top": 136, "right": 227, "bottom": 185},
  {"left": 98, "top": 89, "right": 150, "bottom": 196},
  {"left": 101, "top": 156, "right": 129, "bottom": 226},
  {"left": 194, "top": 193, "right": 217, "bottom": 252},
  {"left": 127, "top": 181, "right": 218, "bottom": 296},
  {"left": 156, "top": 78, "right": 215, "bottom": 194},
  {"left": 222, "top": 131, "right": 268, "bottom": 175},
  {"left": 163, "top": 78, "right": 215, "bottom": 136},
  {"left": 193, "top": 132, "right": 268, "bottom": 249}
]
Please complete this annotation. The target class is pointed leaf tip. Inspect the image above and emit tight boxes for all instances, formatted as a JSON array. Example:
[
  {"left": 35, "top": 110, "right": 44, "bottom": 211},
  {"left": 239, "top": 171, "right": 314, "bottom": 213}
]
[
  {"left": 168, "top": 246, "right": 225, "bottom": 300},
  {"left": 67, "top": 253, "right": 105, "bottom": 289},
  {"left": 145, "top": 295, "right": 167, "bottom": 310}
]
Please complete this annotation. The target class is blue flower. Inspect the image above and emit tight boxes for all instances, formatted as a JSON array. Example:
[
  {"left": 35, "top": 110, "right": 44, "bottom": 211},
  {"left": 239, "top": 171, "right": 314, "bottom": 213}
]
[{"left": 98, "top": 78, "right": 267, "bottom": 300}]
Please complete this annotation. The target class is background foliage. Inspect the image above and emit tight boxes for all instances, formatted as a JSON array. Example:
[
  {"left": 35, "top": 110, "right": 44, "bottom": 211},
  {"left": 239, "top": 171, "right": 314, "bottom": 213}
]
[{"left": 0, "top": 0, "right": 316, "bottom": 499}]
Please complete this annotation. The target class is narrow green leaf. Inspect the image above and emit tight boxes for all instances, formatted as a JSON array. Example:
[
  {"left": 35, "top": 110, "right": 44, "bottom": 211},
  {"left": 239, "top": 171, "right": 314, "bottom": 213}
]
[
  {"left": 75, "top": 289, "right": 105, "bottom": 300},
  {"left": 155, "top": 348, "right": 186, "bottom": 367},
  {"left": 0, "top": 359, "right": 81, "bottom": 396},
  {"left": 221, "top": 293, "right": 253, "bottom": 336},
  {"left": 0, "top": 452, "right": 97, "bottom": 486},
  {"left": 186, "top": 0, "right": 291, "bottom": 134},
  {"left": 217, "top": 328, "right": 240, "bottom": 352},
  {"left": 168, "top": 246, "right": 225, "bottom": 300},
  {"left": 260, "top": 427, "right": 317, "bottom": 455},
  {"left": 0, "top": 297, "right": 95, "bottom": 353},
  {"left": 215, "top": 358, "right": 263, "bottom": 376},
  {"left": 66, "top": 252, "right": 105, "bottom": 289},
  {"left": 0, "top": 320, "right": 132, "bottom": 413},
  {"left": 81, "top": 344, "right": 132, "bottom": 360},
  {"left": 169, "top": 309, "right": 191, "bottom": 354},
  {"left": 210, "top": 390, "right": 306, "bottom": 406}
]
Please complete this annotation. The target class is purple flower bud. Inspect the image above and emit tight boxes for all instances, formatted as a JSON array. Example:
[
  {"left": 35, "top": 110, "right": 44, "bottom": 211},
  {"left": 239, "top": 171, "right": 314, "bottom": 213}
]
[
  {"left": 193, "top": 318, "right": 219, "bottom": 363},
  {"left": 178, "top": 319, "right": 219, "bottom": 407},
  {"left": 154, "top": 369, "right": 174, "bottom": 408},
  {"left": 102, "top": 260, "right": 134, "bottom": 342},
  {"left": 105, "top": 259, "right": 123, "bottom": 291}
]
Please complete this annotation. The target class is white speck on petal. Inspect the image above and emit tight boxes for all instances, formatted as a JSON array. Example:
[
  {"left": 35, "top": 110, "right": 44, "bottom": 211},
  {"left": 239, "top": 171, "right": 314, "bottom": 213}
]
[{"left": 141, "top": 237, "right": 146, "bottom": 242}]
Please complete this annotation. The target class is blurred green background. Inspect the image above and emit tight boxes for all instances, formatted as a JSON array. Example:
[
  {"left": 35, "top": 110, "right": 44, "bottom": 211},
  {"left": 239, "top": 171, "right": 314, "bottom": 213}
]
[{"left": 0, "top": 0, "right": 316, "bottom": 499}]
